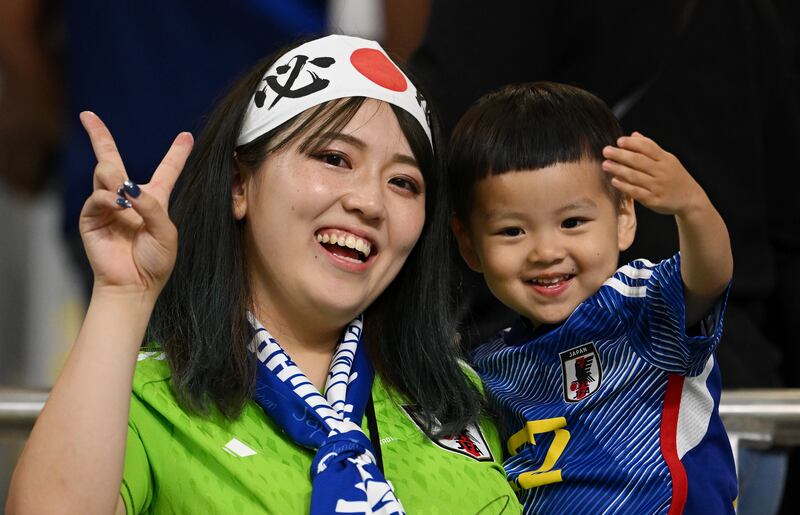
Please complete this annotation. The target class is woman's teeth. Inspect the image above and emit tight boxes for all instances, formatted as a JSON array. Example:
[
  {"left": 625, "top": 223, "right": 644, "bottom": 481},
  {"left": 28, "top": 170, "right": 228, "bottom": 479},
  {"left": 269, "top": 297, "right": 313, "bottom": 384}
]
[{"left": 316, "top": 232, "right": 372, "bottom": 258}]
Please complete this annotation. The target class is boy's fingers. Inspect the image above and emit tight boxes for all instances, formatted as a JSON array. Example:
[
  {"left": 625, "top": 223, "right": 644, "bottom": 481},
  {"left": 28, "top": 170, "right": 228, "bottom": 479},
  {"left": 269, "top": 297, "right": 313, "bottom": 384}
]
[
  {"left": 608, "top": 176, "right": 650, "bottom": 202},
  {"left": 602, "top": 146, "right": 655, "bottom": 174},
  {"left": 616, "top": 134, "right": 664, "bottom": 161},
  {"left": 148, "top": 132, "right": 194, "bottom": 205},
  {"left": 602, "top": 160, "right": 651, "bottom": 188},
  {"left": 79, "top": 112, "right": 127, "bottom": 172}
]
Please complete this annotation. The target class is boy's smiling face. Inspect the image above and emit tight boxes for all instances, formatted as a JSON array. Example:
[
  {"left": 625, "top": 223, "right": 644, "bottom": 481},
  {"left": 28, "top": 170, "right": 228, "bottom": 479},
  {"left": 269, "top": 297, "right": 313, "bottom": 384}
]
[{"left": 454, "top": 159, "right": 636, "bottom": 326}]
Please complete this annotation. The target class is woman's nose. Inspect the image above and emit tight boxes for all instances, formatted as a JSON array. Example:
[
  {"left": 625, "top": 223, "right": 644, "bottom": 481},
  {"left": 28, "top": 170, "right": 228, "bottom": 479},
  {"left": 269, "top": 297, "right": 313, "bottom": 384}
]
[{"left": 341, "top": 176, "right": 386, "bottom": 221}]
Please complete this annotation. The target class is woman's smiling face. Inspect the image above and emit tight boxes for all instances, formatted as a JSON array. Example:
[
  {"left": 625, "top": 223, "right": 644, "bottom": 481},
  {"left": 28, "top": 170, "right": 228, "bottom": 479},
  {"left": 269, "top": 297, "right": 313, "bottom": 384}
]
[{"left": 234, "top": 99, "right": 426, "bottom": 332}]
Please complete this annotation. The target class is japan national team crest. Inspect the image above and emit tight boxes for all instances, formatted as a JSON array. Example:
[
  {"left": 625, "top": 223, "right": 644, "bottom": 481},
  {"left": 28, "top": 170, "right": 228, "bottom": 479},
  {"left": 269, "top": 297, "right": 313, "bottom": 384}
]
[
  {"left": 560, "top": 343, "right": 603, "bottom": 403},
  {"left": 402, "top": 406, "right": 493, "bottom": 462}
]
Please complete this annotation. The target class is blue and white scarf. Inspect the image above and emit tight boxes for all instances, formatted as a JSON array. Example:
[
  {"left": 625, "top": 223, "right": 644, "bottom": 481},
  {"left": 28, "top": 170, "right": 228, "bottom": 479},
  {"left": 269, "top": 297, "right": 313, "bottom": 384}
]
[{"left": 248, "top": 313, "right": 405, "bottom": 514}]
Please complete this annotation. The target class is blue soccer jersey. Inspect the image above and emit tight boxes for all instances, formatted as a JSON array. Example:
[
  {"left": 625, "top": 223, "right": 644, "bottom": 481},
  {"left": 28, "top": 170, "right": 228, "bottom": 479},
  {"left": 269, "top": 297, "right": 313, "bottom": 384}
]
[{"left": 471, "top": 254, "right": 737, "bottom": 514}]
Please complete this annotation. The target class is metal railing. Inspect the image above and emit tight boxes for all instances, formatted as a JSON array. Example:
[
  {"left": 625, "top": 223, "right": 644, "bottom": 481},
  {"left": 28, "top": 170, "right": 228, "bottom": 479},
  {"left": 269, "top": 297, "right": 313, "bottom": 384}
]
[
  {"left": 2, "top": 387, "right": 800, "bottom": 443},
  {"left": 0, "top": 388, "right": 48, "bottom": 439},
  {"left": 721, "top": 390, "right": 800, "bottom": 442}
]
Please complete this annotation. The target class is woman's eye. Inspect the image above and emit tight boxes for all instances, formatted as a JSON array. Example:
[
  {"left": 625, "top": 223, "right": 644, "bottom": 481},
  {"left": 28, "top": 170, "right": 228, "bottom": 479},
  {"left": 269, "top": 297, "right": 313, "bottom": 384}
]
[
  {"left": 314, "top": 152, "right": 349, "bottom": 168},
  {"left": 389, "top": 176, "right": 421, "bottom": 194},
  {"left": 562, "top": 218, "right": 586, "bottom": 229}
]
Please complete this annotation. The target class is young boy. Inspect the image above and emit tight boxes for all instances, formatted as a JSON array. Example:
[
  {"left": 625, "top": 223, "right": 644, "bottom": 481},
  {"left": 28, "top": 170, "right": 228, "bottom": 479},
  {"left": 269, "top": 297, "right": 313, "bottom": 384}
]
[{"left": 449, "top": 82, "right": 737, "bottom": 514}]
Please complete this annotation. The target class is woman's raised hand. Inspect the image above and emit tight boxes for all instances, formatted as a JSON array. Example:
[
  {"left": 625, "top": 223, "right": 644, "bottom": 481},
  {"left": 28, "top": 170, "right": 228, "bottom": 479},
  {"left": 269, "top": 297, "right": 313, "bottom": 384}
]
[{"left": 78, "top": 112, "right": 193, "bottom": 297}]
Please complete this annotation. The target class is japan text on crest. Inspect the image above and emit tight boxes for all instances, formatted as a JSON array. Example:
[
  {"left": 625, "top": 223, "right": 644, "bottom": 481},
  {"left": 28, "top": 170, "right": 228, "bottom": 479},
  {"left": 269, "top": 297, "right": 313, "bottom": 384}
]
[
  {"left": 559, "top": 342, "right": 602, "bottom": 403},
  {"left": 402, "top": 405, "right": 494, "bottom": 462}
]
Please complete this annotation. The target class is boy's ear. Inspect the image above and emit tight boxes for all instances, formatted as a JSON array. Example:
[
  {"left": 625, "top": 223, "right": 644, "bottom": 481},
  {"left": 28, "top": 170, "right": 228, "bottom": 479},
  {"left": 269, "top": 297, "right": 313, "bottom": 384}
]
[
  {"left": 231, "top": 161, "right": 248, "bottom": 221},
  {"left": 617, "top": 195, "right": 637, "bottom": 251},
  {"left": 451, "top": 216, "right": 484, "bottom": 273}
]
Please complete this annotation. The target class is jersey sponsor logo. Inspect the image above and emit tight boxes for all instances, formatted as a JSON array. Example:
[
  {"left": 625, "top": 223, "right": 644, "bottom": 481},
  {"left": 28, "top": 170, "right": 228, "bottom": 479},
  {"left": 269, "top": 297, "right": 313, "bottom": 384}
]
[
  {"left": 559, "top": 342, "right": 602, "bottom": 403},
  {"left": 401, "top": 405, "right": 494, "bottom": 462},
  {"left": 223, "top": 438, "right": 257, "bottom": 457}
]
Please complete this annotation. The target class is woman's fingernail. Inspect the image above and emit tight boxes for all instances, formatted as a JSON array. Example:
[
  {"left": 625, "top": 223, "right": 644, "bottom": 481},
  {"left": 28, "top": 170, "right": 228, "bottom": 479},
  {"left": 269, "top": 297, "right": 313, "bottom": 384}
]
[
  {"left": 116, "top": 197, "right": 132, "bottom": 209},
  {"left": 123, "top": 180, "right": 141, "bottom": 198},
  {"left": 117, "top": 185, "right": 125, "bottom": 196}
]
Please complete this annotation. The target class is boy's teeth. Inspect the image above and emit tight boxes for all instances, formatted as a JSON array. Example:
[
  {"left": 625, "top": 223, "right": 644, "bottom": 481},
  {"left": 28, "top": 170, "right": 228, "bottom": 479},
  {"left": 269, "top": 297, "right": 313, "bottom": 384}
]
[
  {"left": 316, "top": 231, "right": 372, "bottom": 258},
  {"left": 533, "top": 275, "right": 570, "bottom": 285}
]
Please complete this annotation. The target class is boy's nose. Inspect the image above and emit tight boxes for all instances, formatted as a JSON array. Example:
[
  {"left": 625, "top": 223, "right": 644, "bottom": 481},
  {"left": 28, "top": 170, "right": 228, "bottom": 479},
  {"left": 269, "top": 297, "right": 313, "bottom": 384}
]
[{"left": 527, "top": 236, "right": 566, "bottom": 264}]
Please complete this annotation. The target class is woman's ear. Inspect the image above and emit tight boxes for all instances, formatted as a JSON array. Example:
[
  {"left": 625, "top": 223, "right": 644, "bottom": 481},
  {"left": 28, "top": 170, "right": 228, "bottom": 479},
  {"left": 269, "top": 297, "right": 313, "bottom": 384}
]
[
  {"left": 452, "top": 216, "right": 483, "bottom": 273},
  {"left": 617, "top": 195, "right": 637, "bottom": 251},
  {"left": 231, "top": 161, "right": 248, "bottom": 221}
]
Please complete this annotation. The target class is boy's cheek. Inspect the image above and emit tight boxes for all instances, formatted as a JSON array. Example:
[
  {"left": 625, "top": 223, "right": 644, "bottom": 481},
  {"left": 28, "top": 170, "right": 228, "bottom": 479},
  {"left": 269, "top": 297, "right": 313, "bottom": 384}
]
[{"left": 477, "top": 249, "right": 518, "bottom": 281}]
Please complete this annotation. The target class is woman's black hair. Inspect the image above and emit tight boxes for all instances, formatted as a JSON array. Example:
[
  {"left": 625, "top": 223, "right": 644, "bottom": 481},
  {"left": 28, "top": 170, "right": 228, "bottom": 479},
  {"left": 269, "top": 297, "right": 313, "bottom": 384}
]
[
  {"left": 449, "top": 81, "right": 625, "bottom": 222},
  {"left": 147, "top": 39, "right": 482, "bottom": 435}
]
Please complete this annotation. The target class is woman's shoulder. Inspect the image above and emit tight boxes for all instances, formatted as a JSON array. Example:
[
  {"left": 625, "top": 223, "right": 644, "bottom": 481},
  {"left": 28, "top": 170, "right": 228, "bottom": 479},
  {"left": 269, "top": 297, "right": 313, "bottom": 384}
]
[
  {"left": 131, "top": 348, "right": 172, "bottom": 393},
  {"left": 370, "top": 372, "right": 520, "bottom": 513},
  {"left": 458, "top": 359, "right": 485, "bottom": 392}
]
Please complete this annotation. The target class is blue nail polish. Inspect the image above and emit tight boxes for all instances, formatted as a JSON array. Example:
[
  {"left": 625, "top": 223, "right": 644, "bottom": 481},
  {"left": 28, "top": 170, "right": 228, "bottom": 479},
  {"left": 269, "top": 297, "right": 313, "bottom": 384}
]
[
  {"left": 116, "top": 185, "right": 125, "bottom": 196},
  {"left": 123, "top": 180, "right": 141, "bottom": 198},
  {"left": 116, "top": 197, "right": 132, "bottom": 209}
]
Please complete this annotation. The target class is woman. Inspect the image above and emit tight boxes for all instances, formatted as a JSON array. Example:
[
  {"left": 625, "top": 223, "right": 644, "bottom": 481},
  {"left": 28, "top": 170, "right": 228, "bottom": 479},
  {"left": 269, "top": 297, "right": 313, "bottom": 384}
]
[{"left": 7, "top": 35, "right": 519, "bottom": 514}]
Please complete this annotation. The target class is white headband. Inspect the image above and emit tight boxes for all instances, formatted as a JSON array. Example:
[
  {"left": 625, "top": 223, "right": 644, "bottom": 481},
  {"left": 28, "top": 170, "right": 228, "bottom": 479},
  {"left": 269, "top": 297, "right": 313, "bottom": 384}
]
[{"left": 237, "top": 35, "right": 432, "bottom": 147}]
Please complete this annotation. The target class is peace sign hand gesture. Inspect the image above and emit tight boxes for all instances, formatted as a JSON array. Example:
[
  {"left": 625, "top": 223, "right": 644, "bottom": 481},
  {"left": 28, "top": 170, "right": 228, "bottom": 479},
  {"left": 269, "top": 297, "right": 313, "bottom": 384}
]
[{"left": 78, "top": 112, "right": 193, "bottom": 299}]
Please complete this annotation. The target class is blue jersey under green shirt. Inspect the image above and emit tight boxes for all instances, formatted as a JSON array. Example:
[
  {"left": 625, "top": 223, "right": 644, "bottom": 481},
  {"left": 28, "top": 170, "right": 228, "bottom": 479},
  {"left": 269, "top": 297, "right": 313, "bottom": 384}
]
[
  {"left": 121, "top": 353, "right": 521, "bottom": 514},
  {"left": 471, "top": 254, "right": 737, "bottom": 514}
]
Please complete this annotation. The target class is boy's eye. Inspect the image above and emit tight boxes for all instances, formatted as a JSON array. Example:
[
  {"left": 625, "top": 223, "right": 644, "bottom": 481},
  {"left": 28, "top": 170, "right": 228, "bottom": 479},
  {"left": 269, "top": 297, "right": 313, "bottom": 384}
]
[
  {"left": 562, "top": 218, "right": 586, "bottom": 229},
  {"left": 389, "top": 176, "right": 422, "bottom": 194},
  {"left": 498, "top": 227, "right": 523, "bottom": 237}
]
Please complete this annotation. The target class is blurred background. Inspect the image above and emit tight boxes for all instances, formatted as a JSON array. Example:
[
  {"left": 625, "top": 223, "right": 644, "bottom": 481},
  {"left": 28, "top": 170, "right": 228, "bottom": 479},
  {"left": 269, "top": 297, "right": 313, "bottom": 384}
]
[{"left": 1, "top": 0, "right": 798, "bottom": 512}]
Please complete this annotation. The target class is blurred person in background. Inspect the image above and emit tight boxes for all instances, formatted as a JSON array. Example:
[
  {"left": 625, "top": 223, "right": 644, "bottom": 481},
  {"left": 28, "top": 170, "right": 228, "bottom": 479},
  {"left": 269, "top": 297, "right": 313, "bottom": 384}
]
[{"left": 0, "top": 0, "right": 328, "bottom": 296}]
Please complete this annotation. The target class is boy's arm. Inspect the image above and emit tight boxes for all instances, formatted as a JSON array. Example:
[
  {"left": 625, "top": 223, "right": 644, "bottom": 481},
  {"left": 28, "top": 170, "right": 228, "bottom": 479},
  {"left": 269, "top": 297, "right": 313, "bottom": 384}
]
[{"left": 601, "top": 133, "right": 733, "bottom": 326}]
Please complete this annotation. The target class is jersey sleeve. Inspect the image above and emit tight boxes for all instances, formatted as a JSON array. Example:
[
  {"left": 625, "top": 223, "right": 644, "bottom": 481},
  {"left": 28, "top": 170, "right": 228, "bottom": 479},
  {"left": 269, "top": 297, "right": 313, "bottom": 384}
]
[
  {"left": 120, "top": 393, "right": 154, "bottom": 514},
  {"left": 598, "top": 253, "right": 729, "bottom": 376}
]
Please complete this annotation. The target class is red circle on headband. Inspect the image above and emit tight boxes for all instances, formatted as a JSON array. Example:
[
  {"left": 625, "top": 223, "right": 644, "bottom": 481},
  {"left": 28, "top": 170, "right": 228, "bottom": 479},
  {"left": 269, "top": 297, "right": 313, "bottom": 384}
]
[{"left": 350, "top": 48, "right": 407, "bottom": 92}]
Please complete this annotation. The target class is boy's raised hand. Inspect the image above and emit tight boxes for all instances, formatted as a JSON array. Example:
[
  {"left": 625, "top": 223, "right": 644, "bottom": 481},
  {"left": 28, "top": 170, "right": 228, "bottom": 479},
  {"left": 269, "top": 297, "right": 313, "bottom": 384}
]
[
  {"left": 601, "top": 132, "right": 708, "bottom": 217},
  {"left": 78, "top": 112, "right": 193, "bottom": 297},
  {"left": 602, "top": 131, "right": 732, "bottom": 323}
]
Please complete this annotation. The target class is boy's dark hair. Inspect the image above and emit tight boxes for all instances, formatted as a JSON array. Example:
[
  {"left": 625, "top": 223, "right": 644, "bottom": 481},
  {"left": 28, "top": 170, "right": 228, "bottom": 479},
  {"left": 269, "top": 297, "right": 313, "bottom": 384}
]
[
  {"left": 449, "top": 81, "right": 625, "bottom": 221},
  {"left": 146, "top": 39, "right": 482, "bottom": 436}
]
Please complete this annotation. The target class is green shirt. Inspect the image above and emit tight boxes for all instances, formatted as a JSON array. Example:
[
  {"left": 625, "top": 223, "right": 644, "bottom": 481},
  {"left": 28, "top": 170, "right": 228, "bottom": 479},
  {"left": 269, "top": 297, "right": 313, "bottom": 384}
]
[{"left": 122, "top": 352, "right": 521, "bottom": 514}]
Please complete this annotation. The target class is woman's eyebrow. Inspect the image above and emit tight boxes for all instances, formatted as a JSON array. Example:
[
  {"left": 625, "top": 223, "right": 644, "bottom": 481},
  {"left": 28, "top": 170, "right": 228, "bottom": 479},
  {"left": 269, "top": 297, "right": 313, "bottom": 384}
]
[
  {"left": 393, "top": 153, "right": 418, "bottom": 168},
  {"left": 316, "top": 132, "right": 366, "bottom": 149}
]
